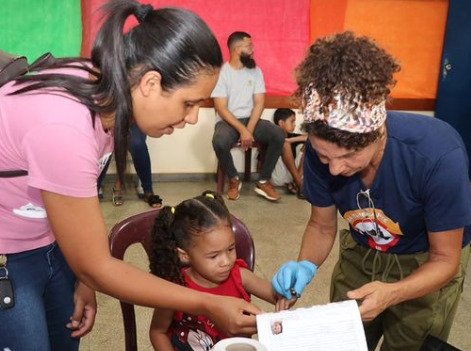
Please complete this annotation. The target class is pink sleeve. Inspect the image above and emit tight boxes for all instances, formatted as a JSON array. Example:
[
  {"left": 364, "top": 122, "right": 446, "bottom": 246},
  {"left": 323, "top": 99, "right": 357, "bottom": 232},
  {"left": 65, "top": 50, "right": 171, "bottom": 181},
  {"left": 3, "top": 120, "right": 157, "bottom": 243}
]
[{"left": 23, "top": 123, "right": 100, "bottom": 197}]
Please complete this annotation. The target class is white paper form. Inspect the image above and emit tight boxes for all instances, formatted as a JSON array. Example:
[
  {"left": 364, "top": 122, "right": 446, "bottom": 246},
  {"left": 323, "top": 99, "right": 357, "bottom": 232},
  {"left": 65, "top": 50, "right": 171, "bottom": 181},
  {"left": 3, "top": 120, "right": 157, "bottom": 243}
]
[{"left": 256, "top": 300, "right": 368, "bottom": 351}]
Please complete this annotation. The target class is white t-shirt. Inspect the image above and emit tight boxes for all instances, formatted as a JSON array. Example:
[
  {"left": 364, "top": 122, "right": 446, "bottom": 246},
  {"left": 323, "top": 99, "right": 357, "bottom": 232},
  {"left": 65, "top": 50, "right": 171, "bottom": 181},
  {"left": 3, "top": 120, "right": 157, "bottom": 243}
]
[
  {"left": 271, "top": 145, "right": 304, "bottom": 187},
  {"left": 211, "top": 62, "right": 265, "bottom": 122}
]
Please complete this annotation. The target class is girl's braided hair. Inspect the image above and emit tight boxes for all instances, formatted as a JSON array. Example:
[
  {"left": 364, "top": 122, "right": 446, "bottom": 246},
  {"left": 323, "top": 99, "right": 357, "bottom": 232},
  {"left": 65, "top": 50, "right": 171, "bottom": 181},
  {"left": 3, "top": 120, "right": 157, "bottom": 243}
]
[{"left": 149, "top": 191, "right": 231, "bottom": 285}]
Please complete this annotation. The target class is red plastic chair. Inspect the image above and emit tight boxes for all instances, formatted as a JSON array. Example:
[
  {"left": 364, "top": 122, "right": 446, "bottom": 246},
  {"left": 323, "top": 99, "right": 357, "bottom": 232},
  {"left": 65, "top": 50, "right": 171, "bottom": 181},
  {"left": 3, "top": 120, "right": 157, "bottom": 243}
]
[{"left": 109, "top": 208, "right": 255, "bottom": 351}]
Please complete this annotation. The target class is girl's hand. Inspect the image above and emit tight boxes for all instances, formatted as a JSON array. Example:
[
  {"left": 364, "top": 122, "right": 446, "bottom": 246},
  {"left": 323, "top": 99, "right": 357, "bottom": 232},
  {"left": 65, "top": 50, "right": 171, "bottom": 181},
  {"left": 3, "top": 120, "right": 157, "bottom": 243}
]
[
  {"left": 67, "top": 281, "right": 97, "bottom": 337},
  {"left": 206, "top": 295, "right": 261, "bottom": 336},
  {"left": 275, "top": 295, "right": 297, "bottom": 312}
]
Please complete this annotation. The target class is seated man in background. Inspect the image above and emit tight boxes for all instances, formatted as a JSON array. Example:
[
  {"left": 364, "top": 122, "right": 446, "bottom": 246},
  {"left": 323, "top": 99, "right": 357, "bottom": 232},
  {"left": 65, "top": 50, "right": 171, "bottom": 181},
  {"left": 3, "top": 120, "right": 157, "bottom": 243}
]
[{"left": 212, "top": 31, "right": 285, "bottom": 202}]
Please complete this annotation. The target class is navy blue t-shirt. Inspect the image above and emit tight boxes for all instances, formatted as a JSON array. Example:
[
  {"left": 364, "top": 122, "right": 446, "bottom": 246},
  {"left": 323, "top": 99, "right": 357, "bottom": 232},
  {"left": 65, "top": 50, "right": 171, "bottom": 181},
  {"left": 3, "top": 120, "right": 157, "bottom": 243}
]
[{"left": 304, "top": 112, "right": 471, "bottom": 254}]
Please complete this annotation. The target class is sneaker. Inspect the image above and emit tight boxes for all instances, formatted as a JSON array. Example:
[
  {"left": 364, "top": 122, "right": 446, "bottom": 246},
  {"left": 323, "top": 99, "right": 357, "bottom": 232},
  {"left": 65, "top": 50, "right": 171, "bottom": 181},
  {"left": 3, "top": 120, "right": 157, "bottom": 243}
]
[
  {"left": 227, "top": 178, "right": 242, "bottom": 201},
  {"left": 255, "top": 181, "right": 280, "bottom": 201}
]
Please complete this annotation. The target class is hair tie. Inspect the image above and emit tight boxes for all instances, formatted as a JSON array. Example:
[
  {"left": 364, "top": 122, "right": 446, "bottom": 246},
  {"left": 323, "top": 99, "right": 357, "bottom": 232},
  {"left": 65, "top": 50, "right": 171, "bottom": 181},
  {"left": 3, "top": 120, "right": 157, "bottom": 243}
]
[
  {"left": 205, "top": 193, "right": 215, "bottom": 199},
  {"left": 135, "top": 4, "right": 153, "bottom": 23},
  {"left": 171, "top": 206, "right": 175, "bottom": 214}
]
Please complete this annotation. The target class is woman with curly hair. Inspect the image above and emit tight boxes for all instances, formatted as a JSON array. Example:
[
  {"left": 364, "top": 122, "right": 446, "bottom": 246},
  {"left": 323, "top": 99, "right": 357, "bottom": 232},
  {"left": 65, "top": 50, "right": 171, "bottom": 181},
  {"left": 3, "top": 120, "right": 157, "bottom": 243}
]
[
  {"left": 272, "top": 32, "right": 471, "bottom": 350},
  {"left": 149, "top": 191, "right": 294, "bottom": 350}
]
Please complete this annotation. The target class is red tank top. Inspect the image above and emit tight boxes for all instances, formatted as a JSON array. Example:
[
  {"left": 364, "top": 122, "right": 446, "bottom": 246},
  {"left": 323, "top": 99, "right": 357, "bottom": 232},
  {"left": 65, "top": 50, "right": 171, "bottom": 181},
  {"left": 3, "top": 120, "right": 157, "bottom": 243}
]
[{"left": 169, "top": 259, "right": 250, "bottom": 350}]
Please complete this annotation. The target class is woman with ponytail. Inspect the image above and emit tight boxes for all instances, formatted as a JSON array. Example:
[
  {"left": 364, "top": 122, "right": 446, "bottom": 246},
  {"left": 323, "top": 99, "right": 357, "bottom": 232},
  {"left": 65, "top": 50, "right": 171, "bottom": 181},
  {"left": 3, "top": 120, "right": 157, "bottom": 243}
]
[{"left": 0, "top": 1, "right": 259, "bottom": 350}]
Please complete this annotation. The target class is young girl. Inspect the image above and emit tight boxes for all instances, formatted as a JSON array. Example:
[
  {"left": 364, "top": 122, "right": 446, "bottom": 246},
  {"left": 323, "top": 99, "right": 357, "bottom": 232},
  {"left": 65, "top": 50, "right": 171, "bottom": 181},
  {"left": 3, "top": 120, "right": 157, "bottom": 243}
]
[{"left": 149, "top": 191, "right": 295, "bottom": 351}]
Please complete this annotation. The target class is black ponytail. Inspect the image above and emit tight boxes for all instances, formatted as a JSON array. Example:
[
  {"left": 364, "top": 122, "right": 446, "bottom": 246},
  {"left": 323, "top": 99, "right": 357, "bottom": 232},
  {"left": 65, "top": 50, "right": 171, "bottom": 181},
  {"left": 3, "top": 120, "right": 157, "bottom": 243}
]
[
  {"left": 91, "top": 0, "right": 138, "bottom": 183},
  {"left": 149, "top": 205, "right": 185, "bottom": 285}
]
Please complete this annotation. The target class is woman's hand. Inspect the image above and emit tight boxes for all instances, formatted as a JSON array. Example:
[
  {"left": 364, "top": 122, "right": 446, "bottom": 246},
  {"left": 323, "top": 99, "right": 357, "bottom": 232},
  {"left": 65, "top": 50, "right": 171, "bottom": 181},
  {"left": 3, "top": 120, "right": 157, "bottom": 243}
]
[
  {"left": 206, "top": 295, "right": 261, "bottom": 336},
  {"left": 347, "top": 281, "right": 396, "bottom": 321},
  {"left": 272, "top": 260, "right": 318, "bottom": 299},
  {"left": 67, "top": 281, "right": 97, "bottom": 337}
]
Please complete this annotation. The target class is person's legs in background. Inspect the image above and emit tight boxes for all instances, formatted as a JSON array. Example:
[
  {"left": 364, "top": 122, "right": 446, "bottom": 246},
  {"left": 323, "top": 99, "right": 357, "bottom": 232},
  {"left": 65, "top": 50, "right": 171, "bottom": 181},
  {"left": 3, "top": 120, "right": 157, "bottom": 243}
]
[
  {"left": 129, "top": 124, "right": 162, "bottom": 208},
  {"left": 252, "top": 119, "right": 285, "bottom": 201},
  {"left": 106, "top": 124, "right": 161, "bottom": 207},
  {"left": 280, "top": 141, "right": 302, "bottom": 194},
  {"left": 271, "top": 155, "right": 294, "bottom": 190},
  {"left": 212, "top": 120, "right": 241, "bottom": 200},
  {"left": 96, "top": 155, "right": 112, "bottom": 200},
  {"left": 111, "top": 174, "right": 124, "bottom": 207}
]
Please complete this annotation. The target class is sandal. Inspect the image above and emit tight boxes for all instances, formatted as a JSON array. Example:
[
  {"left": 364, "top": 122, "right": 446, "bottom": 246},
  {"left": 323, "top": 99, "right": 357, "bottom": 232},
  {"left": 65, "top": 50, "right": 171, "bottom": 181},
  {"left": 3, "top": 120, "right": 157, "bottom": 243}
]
[
  {"left": 112, "top": 187, "right": 124, "bottom": 206},
  {"left": 286, "top": 182, "right": 298, "bottom": 195},
  {"left": 297, "top": 185, "right": 306, "bottom": 200},
  {"left": 143, "top": 192, "right": 163, "bottom": 208}
]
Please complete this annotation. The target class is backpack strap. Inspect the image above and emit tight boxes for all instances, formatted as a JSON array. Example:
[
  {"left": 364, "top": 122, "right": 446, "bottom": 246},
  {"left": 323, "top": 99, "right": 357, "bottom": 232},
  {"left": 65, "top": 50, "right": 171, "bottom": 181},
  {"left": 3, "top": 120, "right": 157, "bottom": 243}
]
[
  {"left": 28, "top": 52, "right": 55, "bottom": 71},
  {"left": 0, "top": 170, "right": 28, "bottom": 178},
  {"left": 0, "top": 52, "right": 28, "bottom": 178},
  {"left": 0, "top": 51, "right": 54, "bottom": 179},
  {"left": 0, "top": 50, "right": 54, "bottom": 87}
]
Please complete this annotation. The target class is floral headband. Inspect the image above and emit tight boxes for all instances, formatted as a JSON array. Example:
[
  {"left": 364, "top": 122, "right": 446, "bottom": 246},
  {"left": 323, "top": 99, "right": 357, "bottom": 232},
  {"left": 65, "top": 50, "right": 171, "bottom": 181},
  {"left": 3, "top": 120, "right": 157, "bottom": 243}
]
[{"left": 303, "top": 86, "right": 387, "bottom": 134}]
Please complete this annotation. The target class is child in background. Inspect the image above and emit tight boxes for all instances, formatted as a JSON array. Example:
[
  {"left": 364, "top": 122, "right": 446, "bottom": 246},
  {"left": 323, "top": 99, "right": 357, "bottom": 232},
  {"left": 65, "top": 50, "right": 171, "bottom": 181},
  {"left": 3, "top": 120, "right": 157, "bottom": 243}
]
[
  {"left": 149, "top": 191, "right": 295, "bottom": 351},
  {"left": 271, "top": 108, "right": 307, "bottom": 196}
]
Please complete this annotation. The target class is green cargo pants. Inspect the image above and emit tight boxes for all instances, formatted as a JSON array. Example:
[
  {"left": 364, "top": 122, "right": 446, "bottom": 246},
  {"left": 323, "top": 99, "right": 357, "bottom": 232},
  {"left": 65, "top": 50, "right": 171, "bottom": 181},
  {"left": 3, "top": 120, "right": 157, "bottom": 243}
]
[{"left": 330, "top": 230, "right": 470, "bottom": 351}]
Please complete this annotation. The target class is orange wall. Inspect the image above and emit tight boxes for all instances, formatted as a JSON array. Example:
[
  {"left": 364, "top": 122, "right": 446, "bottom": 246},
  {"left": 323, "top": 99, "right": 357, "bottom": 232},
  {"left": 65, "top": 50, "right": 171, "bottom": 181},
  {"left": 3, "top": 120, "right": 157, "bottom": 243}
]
[{"left": 310, "top": 0, "right": 448, "bottom": 99}]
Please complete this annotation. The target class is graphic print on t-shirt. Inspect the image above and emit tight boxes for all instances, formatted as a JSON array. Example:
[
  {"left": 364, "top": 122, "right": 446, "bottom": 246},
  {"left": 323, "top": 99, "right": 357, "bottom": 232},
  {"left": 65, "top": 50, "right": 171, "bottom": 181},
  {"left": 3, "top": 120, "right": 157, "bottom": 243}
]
[
  {"left": 171, "top": 314, "right": 216, "bottom": 351},
  {"left": 12, "top": 202, "right": 47, "bottom": 219},
  {"left": 343, "top": 208, "right": 403, "bottom": 252}
]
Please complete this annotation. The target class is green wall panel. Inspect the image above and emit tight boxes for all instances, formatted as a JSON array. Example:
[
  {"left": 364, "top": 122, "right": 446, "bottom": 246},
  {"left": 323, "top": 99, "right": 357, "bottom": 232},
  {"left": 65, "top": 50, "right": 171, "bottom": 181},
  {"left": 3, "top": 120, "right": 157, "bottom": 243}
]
[{"left": 0, "top": 0, "right": 82, "bottom": 61}]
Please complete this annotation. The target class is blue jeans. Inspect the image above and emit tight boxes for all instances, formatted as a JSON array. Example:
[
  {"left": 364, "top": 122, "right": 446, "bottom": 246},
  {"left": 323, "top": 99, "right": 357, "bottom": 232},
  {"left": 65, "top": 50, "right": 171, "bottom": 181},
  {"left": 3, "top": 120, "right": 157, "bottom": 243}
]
[
  {"left": 0, "top": 243, "right": 78, "bottom": 351},
  {"left": 96, "top": 124, "right": 154, "bottom": 194},
  {"left": 129, "top": 124, "right": 153, "bottom": 194}
]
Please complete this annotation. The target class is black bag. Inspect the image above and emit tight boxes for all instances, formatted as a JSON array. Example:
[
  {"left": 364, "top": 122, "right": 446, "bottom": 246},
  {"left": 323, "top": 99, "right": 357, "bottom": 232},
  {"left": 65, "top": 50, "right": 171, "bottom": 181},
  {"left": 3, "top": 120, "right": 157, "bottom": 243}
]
[
  {"left": 420, "top": 335, "right": 461, "bottom": 351},
  {"left": 0, "top": 50, "right": 54, "bottom": 86},
  {"left": 0, "top": 50, "right": 28, "bottom": 87},
  {"left": 0, "top": 50, "right": 54, "bottom": 178}
]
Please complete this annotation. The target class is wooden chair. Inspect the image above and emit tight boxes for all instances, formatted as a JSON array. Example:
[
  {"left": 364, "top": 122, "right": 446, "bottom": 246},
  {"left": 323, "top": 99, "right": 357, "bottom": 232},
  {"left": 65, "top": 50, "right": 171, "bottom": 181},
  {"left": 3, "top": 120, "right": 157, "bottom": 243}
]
[
  {"left": 109, "top": 208, "right": 255, "bottom": 351},
  {"left": 216, "top": 142, "right": 266, "bottom": 194}
]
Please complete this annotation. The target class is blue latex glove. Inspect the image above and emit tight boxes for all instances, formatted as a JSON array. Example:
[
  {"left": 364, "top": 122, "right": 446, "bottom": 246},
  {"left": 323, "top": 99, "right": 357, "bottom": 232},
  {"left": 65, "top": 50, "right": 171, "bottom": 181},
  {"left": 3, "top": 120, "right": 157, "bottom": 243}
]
[{"left": 272, "top": 260, "right": 318, "bottom": 299}]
